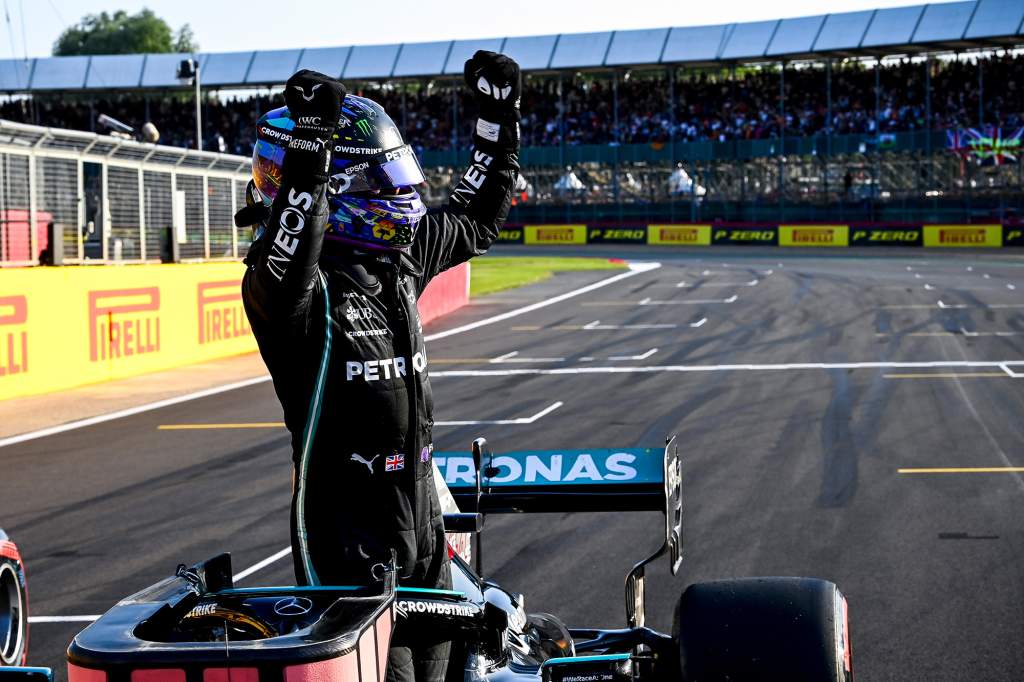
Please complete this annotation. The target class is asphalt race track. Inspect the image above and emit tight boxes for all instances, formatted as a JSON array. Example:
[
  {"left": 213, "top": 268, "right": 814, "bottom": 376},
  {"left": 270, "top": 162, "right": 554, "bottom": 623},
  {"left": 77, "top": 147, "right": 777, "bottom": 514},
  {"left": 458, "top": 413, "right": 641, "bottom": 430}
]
[{"left": 3, "top": 246, "right": 1024, "bottom": 680}]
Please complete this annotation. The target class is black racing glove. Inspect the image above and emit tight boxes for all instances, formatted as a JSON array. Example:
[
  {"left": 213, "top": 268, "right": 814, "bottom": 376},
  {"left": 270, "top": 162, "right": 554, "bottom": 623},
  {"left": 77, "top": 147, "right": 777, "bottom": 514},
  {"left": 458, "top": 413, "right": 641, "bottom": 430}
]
[
  {"left": 281, "top": 69, "right": 347, "bottom": 184},
  {"left": 464, "top": 51, "right": 521, "bottom": 152}
]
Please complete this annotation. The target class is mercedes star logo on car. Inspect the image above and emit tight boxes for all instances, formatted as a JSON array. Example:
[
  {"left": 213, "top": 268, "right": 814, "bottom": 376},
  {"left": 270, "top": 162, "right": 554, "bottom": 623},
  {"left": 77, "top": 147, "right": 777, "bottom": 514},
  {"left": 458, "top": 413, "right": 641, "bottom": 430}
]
[{"left": 273, "top": 596, "right": 313, "bottom": 617}]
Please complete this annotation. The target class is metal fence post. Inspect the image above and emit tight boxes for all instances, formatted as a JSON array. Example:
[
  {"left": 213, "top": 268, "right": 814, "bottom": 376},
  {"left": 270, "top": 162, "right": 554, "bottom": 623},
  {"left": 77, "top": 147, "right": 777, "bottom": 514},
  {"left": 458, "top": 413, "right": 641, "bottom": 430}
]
[
  {"left": 77, "top": 159, "right": 85, "bottom": 261},
  {"left": 101, "top": 162, "right": 110, "bottom": 261},
  {"left": 170, "top": 170, "right": 178, "bottom": 263},
  {"left": 231, "top": 179, "right": 238, "bottom": 258},
  {"left": 202, "top": 174, "right": 211, "bottom": 260},
  {"left": 27, "top": 153, "right": 37, "bottom": 264},
  {"left": 137, "top": 167, "right": 146, "bottom": 261}
]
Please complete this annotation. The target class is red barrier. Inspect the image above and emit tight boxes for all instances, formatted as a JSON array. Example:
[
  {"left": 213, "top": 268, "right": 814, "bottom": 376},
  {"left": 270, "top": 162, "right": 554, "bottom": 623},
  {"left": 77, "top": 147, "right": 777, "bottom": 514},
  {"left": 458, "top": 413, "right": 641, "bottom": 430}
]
[
  {"left": 0, "top": 210, "right": 51, "bottom": 263},
  {"left": 418, "top": 262, "right": 469, "bottom": 326}
]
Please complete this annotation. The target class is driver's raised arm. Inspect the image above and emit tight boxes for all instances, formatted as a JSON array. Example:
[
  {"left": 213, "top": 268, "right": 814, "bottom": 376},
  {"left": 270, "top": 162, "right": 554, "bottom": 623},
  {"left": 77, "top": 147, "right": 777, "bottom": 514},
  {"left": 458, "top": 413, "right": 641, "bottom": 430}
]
[
  {"left": 411, "top": 51, "right": 521, "bottom": 290},
  {"left": 241, "top": 71, "right": 346, "bottom": 327}
]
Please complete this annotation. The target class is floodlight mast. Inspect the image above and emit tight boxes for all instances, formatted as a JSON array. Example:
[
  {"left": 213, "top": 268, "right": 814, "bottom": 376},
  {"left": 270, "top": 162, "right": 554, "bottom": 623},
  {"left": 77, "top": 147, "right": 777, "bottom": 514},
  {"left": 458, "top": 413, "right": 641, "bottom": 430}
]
[{"left": 176, "top": 59, "right": 202, "bottom": 151}]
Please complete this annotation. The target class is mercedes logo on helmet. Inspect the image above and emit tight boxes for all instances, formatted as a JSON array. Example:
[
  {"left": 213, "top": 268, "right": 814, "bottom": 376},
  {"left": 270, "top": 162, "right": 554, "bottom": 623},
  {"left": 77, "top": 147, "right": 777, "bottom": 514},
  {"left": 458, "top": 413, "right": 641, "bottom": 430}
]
[{"left": 273, "top": 596, "right": 314, "bottom": 617}]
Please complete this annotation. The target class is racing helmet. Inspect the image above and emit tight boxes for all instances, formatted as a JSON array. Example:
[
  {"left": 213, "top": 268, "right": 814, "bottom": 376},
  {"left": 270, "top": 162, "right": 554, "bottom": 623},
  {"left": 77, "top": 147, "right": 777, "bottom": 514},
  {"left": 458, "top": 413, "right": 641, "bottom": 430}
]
[{"left": 251, "top": 95, "right": 427, "bottom": 251}]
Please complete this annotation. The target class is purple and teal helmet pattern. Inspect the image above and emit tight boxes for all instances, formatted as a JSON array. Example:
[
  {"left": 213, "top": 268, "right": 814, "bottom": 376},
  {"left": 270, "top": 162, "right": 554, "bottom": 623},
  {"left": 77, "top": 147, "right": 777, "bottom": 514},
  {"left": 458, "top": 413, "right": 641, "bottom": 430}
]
[{"left": 252, "top": 95, "right": 427, "bottom": 251}]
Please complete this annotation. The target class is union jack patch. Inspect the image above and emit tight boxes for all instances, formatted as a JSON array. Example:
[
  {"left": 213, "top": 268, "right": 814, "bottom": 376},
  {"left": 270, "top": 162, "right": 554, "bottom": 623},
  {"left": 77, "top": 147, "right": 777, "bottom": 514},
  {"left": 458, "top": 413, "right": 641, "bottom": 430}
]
[{"left": 385, "top": 454, "right": 405, "bottom": 472}]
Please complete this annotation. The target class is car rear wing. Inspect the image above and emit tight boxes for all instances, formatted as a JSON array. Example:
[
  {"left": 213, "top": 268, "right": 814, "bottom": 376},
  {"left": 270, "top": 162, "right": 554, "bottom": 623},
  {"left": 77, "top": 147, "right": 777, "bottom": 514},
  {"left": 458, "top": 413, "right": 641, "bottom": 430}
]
[{"left": 436, "top": 437, "right": 682, "bottom": 628}]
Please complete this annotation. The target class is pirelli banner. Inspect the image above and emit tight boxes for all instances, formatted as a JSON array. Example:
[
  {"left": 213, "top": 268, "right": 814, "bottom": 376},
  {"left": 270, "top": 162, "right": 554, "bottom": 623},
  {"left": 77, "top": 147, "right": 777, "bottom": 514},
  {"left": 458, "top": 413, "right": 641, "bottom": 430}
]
[
  {"left": 500, "top": 223, "right": 1023, "bottom": 248},
  {"left": 0, "top": 264, "right": 255, "bottom": 400}
]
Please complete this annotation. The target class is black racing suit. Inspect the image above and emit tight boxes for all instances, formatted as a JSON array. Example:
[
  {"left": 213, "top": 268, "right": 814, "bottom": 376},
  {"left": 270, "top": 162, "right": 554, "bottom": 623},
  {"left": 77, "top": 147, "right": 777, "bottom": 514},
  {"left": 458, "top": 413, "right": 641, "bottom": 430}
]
[{"left": 242, "top": 138, "right": 518, "bottom": 682}]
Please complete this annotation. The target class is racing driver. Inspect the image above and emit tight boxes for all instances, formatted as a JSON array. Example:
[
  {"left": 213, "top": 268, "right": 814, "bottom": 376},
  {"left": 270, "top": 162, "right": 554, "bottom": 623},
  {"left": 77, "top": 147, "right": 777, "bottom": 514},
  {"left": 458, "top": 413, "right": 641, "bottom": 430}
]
[{"left": 234, "top": 52, "right": 520, "bottom": 682}]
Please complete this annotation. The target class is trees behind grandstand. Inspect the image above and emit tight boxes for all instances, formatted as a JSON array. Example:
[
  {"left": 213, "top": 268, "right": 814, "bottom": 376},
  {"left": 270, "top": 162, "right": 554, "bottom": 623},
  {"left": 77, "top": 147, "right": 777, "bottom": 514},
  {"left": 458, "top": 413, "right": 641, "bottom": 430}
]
[{"left": 53, "top": 9, "right": 197, "bottom": 56}]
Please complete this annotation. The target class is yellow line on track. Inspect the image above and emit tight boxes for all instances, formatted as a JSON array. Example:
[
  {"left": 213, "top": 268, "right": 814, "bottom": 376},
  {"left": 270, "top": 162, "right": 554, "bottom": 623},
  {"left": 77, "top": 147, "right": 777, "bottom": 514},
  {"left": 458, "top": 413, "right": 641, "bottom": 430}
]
[
  {"left": 898, "top": 467, "right": 1024, "bottom": 474},
  {"left": 511, "top": 326, "right": 542, "bottom": 331},
  {"left": 158, "top": 423, "right": 285, "bottom": 430},
  {"left": 883, "top": 372, "right": 1007, "bottom": 379}
]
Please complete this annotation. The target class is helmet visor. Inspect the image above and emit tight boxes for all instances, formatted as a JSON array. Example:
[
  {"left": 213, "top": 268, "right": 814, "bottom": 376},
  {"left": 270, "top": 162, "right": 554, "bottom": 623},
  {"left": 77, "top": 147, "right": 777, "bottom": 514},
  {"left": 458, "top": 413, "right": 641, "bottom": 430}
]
[
  {"left": 253, "top": 138, "right": 286, "bottom": 200},
  {"left": 331, "top": 145, "right": 426, "bottom": 195}
]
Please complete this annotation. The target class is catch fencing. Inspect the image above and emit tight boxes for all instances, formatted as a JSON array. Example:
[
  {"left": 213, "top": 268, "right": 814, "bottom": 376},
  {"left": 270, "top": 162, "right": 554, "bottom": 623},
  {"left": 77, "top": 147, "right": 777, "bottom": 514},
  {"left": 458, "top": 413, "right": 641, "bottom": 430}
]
[{"left": 0, "top": 119, "right": 252, "bottom": 266}]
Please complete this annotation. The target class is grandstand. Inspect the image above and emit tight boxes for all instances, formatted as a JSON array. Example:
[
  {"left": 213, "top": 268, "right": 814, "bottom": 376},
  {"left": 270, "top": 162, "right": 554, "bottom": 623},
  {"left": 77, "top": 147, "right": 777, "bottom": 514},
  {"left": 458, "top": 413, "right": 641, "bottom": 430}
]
[{"left": 1, "top": 0, "right": 1023, "bottom": 228}]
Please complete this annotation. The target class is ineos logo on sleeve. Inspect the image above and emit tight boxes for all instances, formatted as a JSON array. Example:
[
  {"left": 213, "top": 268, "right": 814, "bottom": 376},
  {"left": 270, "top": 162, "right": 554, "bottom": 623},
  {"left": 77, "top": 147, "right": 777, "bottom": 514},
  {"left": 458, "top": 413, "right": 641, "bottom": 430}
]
[
  {"left": 273, "top": 596, "right": 314, "bottom": 616},
  {"left": 292, "top": 83, "right": 322, "bottom": 102},
  {"left": 278, "top": 189, "right": 313, "bottom": 235}
]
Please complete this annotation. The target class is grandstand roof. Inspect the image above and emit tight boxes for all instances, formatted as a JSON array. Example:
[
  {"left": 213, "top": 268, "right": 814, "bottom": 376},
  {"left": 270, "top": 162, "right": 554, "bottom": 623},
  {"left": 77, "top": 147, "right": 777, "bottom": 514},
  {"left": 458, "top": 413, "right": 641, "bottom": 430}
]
[{"left": 1, "top": 0, "right": 1022, "bottom": 93}]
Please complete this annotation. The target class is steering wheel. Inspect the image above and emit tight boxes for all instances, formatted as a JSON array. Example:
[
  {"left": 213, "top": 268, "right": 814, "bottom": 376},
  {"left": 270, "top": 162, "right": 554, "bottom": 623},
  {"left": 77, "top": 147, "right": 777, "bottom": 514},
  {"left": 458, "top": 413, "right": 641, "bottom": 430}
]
[{"left": 178, "top": 603, "right": 277, "bottom": 642}]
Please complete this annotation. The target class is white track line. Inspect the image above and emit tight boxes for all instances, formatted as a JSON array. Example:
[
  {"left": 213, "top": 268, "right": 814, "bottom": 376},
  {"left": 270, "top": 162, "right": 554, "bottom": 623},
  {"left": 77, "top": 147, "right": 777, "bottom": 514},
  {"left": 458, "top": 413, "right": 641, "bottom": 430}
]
[
  {"left": 431, "top": 360, "right": 1024, "bottom": 378},
  {"left": 489, "top": 351, "right": 564, "bottom": 364},
  {"left": 0, "top": 376, "right": 273, "bottom": 450},
  {"left": 690, "top": 317, "right": 708, "bottom": 328},
  {"left": 28, "top": 615, "right": 101, "bottom": 624},
  {"left": 424, "top": 262, "right": 660, "bottom": 342},
  {"left": 1000, "top": 363, "right": 1024, "bottom": 378},
  {"left": 938, "top": 300, "right": 1024, "bottom": 310},
  {"left": 640, "top": 294, "right": 737, "bottom": 305},
  {"left": 232, "top": 546, "right": 292, "bottom": 582},
  {"left": 677, "top": 279, "right": 758, "bottom": 288},
  {"left": 608, "top": 348, "right": 659, "bottom": 361},
  {"left": 582, "top": 320, "right": 677, "bottom": 330},
  {"left": 435, "top": 401, "right": 563, "bottom": 426},
  {"left": 29, "top": 546, "right": 297, "bottom": 624}
]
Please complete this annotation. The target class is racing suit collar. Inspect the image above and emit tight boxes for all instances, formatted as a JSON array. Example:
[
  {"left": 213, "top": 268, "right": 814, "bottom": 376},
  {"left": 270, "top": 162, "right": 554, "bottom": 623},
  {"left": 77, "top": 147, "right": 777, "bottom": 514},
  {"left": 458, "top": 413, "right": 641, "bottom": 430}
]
[{"left": 322, "top": 250, "right": 423, "bottom": 295}]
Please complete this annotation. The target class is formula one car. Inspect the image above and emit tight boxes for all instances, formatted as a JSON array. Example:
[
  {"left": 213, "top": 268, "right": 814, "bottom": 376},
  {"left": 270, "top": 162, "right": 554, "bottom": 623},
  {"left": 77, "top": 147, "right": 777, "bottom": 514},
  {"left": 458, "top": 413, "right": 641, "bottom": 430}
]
[
  {"left": 0, "top": 529, "right": 29, "bottom": 668},
  {"left": 66, "top": 438, "right": 853, "bottom": 682}
]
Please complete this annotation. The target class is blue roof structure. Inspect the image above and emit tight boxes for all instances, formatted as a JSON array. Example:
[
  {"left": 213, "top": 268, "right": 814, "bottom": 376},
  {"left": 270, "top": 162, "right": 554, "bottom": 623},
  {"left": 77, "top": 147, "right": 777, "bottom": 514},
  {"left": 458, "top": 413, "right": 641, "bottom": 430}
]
[{"left": 4, "top": 1, "right": 1022, "bottom": 93}]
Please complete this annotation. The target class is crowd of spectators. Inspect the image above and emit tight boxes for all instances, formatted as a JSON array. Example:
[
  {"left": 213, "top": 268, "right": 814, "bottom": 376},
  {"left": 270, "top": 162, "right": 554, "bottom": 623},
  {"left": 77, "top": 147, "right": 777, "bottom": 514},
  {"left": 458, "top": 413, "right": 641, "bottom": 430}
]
[{"left": 1, "top": 52, "right": 1020, "bottom": 155}]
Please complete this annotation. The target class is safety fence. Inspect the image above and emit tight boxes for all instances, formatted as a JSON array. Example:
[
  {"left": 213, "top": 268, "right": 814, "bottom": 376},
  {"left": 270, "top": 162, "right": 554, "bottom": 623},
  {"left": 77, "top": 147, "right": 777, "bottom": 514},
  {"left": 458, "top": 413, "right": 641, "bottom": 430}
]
[
  {"left": 0, "top": 120, "right": 251, "bottom": 266},
  {"left": 498, "top": 223, "right": 1024, "bottom": 247}
]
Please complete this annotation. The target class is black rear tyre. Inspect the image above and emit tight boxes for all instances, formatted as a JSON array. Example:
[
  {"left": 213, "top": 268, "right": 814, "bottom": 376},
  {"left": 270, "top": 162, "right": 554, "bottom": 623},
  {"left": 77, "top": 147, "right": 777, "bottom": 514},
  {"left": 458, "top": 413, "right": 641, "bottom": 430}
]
[
  {"left": 0, "top": 537, "right": 29, "bottom": 666},
  {"left": 674, "top": 577, "right": 852, "bottom": 682}
]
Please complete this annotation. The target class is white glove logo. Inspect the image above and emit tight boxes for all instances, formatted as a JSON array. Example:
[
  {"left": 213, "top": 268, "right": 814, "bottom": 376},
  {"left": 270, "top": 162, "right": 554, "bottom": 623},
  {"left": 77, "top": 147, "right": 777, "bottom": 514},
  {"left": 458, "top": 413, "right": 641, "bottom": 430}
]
[
  {"left": 476, "top": 76, "right": 512, "bottom": 101},
  {"left": 292, "top": 83, "right": 322, "bottom": 102}
]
